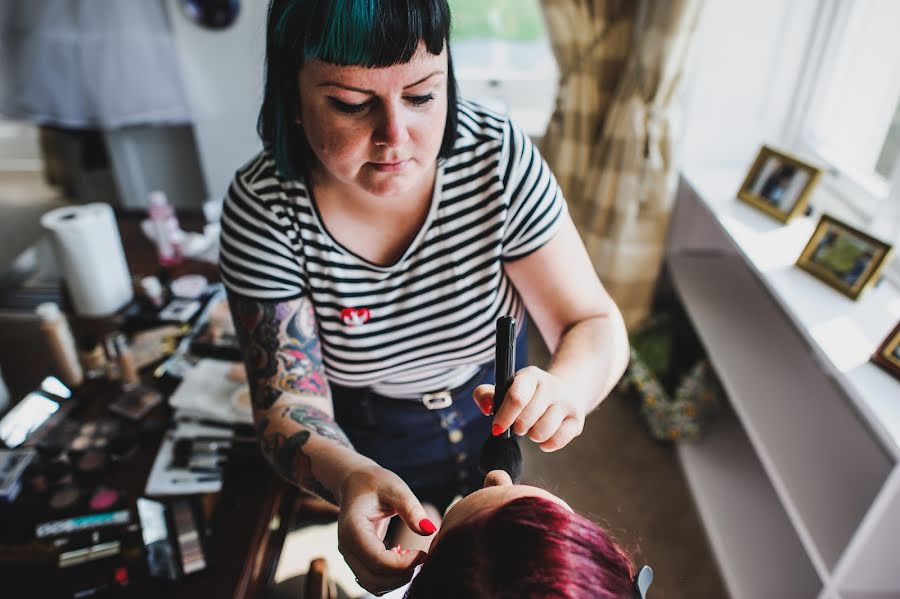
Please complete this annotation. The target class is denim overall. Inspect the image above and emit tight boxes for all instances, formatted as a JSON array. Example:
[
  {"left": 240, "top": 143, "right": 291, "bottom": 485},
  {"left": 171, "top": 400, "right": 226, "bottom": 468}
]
[{"left": 331, "top": 322, "right": 528, "bottom": 513}]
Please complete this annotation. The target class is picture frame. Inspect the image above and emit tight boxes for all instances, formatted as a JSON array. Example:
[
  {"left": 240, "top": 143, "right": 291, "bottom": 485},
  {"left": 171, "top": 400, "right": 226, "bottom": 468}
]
[
  {"left": 737, "top": 145, "right": 823, "bottom": 223},
  {"left": 871, "top": 322, "right": 900, "bottom": 383},
  {"left": 796, "top": 214, "right": 894, "bottom": 300}
]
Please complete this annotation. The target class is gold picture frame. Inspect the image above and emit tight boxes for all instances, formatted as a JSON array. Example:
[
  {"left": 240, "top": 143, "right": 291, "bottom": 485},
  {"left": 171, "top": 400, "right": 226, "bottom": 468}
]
[
  {"left": 871, "top": 321, "right": 900, "bottom": 383},
  {"left": 796, "top": 214, "right": 894, "bottom": 300},
  {"left": 737, "top": 145, "right": 823, "bottom": 223}
]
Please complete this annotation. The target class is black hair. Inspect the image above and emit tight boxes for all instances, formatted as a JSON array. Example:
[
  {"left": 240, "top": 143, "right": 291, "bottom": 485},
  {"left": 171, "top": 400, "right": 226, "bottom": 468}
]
[{"left": 258, "top": 0, "right": 458, "bottom": 180}]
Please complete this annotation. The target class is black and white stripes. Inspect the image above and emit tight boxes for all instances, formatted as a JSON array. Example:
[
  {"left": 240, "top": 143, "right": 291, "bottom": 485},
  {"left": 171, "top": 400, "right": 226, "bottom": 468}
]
[{"left": 220, "top": 100, "right": 565, "bottom": 398}]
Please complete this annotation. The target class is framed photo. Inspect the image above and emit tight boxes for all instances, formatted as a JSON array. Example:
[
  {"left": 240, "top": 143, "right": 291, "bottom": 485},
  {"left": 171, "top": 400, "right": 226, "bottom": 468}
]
[
  {"left": 871, "top": 322, "right": 900, "bottom": 382},
  {"left": 796, "top": 214, "right": 894, "bottom": 300},
  {"left": 737, "top": 145, "right": 823, "bottom": 223}
]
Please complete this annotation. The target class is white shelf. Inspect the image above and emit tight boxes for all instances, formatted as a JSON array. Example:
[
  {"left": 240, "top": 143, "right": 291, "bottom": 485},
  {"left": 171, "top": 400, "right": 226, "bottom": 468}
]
[
  {"left": 680, "top": 167, "right": 900, "bottom": 459},
  {"left": 678, "top": 409, "right": 821, "bottom": 599},
  {"left": 831, "top": 468, "right": 900, "bottom": 596},
  {"left": 669, "top": 252, "right": 892, "bottom": 570},
  {"left": 669, "top": 171, "right": 900, "bottom": 597}
]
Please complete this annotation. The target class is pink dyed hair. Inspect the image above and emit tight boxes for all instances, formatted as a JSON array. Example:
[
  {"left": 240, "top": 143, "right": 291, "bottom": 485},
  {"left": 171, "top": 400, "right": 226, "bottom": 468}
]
[{"left": 405, "top": 496, "right": 636, "bottom": 598}]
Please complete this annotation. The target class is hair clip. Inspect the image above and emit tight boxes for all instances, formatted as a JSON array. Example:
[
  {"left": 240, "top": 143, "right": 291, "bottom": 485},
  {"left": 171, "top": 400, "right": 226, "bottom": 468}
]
[{"left": 633, "top": 565, "right": 653, "bottom": 598}]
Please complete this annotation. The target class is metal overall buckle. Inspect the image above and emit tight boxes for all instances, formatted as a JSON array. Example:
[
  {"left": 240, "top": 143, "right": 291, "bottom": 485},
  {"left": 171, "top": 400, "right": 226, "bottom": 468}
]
[{"left": 421, "top": 391, "right": 453, "bottom": 410}]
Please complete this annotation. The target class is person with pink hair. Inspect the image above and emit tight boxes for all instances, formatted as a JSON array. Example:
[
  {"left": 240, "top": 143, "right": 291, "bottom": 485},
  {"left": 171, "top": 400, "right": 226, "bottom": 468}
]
[{"left": 390, "top": 469, "right": 653, "bottom": 599}]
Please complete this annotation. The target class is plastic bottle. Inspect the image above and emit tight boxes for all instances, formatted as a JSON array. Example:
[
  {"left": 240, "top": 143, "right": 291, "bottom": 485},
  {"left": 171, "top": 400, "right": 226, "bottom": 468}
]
[
  {"left": 36, "top": 302, "right": 84, "bottom": 387},
  {"left": 113, "top": 333, "right": 141, "bottom": 391},
  {"left": 147, "top": 190, "right": 183, "bottom": 266}
]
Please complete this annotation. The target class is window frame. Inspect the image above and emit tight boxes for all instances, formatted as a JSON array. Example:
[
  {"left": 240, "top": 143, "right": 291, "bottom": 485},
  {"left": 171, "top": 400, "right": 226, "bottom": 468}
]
[
  {"left": 783, "top": 0, "right": 899, "bottom": 220},
  {"left": 780, "top": 0, "right": 900, "bottom": 283}
]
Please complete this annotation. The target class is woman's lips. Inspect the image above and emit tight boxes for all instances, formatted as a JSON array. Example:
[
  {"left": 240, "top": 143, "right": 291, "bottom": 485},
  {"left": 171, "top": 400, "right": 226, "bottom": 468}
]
[{"left": 370, "top": 159, "right": 410, "bottom": 173}]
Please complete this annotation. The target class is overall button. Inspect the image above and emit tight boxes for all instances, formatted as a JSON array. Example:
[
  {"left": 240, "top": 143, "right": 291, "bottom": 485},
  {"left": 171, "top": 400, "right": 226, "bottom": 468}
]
[
  {"left": 455, "top": 452, "right": 467, "bottom": 463},
  {"left": 448, "top": 429, "right": 464, "bottom": 444}
]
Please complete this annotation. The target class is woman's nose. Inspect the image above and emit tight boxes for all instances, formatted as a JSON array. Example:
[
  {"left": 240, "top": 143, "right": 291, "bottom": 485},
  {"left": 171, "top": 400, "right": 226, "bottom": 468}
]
[
  {"left": 483, "top": 469, "right": 513, "bottom": 488},
  {"left": 373, "top": 102, "right": 409, "bottom": 147}
]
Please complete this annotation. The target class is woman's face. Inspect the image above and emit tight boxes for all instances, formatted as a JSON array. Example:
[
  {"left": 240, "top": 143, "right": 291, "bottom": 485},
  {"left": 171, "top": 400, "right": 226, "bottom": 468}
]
[
  {"left": 429, "top": 470, "right": 574, "bottom": 551},
  {"left": 297, "top": 42, "right": 448, "bottom": 199}
]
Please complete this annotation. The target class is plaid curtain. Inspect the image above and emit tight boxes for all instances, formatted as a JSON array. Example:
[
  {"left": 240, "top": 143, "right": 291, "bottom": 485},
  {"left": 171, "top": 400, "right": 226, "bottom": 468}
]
[{"left": 540, "top": 0, "right": 704, "bottom": 328}]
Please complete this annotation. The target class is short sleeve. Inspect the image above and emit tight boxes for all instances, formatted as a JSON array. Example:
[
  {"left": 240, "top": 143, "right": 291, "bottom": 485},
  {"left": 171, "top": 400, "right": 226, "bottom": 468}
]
[
  {"left": 218, "top": 162, "right": 306, "bottom": 301},
  {"left": 499, "top": 120, "right": 567, "bottom": 261}
]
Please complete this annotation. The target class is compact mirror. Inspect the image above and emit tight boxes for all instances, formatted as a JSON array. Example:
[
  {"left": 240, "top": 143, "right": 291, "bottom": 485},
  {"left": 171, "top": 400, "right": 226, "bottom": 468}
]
[{"left": 180, "top": 0, "right": 240, "bottom": 30}]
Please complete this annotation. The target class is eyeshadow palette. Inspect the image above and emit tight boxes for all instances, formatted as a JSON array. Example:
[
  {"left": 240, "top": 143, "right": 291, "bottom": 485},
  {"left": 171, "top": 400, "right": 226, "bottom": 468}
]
[{"left": 67, "top": 419, "right": 121, "bottom": 453}]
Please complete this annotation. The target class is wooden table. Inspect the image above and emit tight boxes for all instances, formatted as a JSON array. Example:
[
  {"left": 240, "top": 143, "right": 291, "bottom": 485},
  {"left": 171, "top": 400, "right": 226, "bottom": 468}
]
[{"left": 0, "top": 211, "right": 298, "bottom": 598}]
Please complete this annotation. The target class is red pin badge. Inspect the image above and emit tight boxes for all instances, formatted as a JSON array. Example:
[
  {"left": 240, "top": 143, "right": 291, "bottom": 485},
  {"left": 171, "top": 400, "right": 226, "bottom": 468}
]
[{"left": 340, "top": 307, "right": 371, "bottom": 327}]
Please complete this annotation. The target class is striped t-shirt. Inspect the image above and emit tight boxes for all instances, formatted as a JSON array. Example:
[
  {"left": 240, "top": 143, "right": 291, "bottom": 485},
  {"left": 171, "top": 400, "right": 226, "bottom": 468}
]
[{"left": 219, "top": 100, "right": 566, "bottom": 398}]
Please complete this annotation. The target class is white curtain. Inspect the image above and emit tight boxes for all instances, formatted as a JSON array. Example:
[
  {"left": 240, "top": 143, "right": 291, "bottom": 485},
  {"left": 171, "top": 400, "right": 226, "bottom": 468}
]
[{"left": 0, "top": 0, "right": 191, "bottom": 128}]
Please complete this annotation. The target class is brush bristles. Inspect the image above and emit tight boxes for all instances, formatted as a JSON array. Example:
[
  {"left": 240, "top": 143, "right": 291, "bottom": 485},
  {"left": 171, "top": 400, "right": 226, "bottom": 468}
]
[{"left": 479, "top": 435, "right": 523, "bottom": 482}]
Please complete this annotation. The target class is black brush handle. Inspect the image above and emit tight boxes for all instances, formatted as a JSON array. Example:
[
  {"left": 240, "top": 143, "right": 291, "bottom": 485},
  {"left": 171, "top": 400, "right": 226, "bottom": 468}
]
[{"left": 494, "top": 316, "right": 516, "bottom": 438}]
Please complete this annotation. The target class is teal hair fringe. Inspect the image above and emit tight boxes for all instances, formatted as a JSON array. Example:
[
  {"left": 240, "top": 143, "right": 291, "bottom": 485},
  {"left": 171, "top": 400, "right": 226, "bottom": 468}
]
[
  {"left": 275, "top": 0, "right": 379, "bottom": 66},
  {"left": 311, "top": 0, "right": 377, "bottom": 65}
]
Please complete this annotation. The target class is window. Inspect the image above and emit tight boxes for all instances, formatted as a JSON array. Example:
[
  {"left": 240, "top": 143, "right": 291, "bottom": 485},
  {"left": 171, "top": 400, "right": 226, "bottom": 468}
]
[
  {"left": 788, "top": 0, "right": 900, "bottom": 221},
  {"left": 682, "top": 0, "right": 900, "bottom": 282},
  {"left": 449, "top": 0, "right": 558, "bottom": 138}
]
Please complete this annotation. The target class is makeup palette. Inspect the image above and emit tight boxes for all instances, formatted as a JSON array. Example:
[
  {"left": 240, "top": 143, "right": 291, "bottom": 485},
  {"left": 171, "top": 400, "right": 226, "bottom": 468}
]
[
  {"left": 74, "top": 450, "right": 108, "bottom": 479},
  {"left": 88, "top": 486, "right": 123, "bottom": 512},
  {"left": 48, "top": 485, "right": 85, "bottom": 514},
  {"left": 67, "top": 419, "right": 121, "bottom": 453}
]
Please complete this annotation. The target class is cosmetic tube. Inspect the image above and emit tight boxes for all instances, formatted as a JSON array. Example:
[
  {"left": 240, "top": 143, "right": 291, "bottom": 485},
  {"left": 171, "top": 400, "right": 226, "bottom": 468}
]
[
  {"left": 113, "top": 334, "right": 140, "bottom": 391},
  {"left": 36, "top": 302, "right": 84, "bottom": 387}
]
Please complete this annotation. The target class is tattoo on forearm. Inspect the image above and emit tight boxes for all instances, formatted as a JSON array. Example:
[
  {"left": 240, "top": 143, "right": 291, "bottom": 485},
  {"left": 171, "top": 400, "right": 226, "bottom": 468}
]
[
  {"left": 228, "top": 293, "right": 330, "bottom": 410},
  {"left": 283, "top": 405, "right": 352, "bottom": 448},
  {"left": 230, "top": 293, "right": 345, "bottom": 505},
  {"left": 271, "top": 430, "right": 338, "bottom": 505},
  {"left": 256, "top": 416, "right": 339, "bottom": 505}
]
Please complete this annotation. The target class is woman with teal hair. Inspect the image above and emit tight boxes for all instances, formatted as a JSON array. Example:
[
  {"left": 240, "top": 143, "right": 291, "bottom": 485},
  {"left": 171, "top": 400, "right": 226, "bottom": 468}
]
[{"left": 220, "top": 0, "right": 630, "bottom": 594}]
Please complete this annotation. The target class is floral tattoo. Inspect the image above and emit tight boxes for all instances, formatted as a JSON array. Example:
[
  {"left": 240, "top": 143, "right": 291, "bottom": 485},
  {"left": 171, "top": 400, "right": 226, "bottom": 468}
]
[
  {"left": 229, "top": 292, "right": 348, "bottom": 504},
  {"left": 229, "top": 294, "right": 331, "bottom": 410}
]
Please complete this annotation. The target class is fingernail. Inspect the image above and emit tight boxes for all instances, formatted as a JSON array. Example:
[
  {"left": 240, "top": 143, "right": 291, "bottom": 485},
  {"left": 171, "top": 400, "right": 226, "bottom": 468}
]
[
  {"left": 419, "top": 518, "right": 437, "bottom": 534},
  {"left": 402, "top": 549, "right": 411, "bottom": 555},
  {"left": 480, "top": 398, "right": 493, "bottom": 416},
  {"left": 491, "top": 424, "right": 504, "bottom": 436}
]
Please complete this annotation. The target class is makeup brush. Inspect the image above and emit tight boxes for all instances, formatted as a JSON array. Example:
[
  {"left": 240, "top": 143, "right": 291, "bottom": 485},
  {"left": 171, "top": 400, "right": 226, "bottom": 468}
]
[{"left": 479, "top": 316, "right": 523, "bottom": 482}]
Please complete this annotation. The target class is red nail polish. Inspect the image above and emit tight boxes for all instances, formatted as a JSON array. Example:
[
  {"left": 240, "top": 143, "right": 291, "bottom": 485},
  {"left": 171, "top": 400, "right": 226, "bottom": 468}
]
[
  {"left": 419, "top": 518, "right": 437, "bottom": 534},
  {"left": 491, "top": 424, "right": 504, "bottom": 436}
]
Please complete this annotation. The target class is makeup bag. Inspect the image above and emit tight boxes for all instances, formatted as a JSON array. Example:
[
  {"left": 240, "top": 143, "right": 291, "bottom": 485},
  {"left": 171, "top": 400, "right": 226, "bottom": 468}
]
[{"left": 618, "top": 313, "right": 723, "bottom": 442}]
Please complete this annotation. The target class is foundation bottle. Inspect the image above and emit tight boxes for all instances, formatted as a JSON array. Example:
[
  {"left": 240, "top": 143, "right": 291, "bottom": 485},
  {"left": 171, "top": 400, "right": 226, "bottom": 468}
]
[
  {"left": 36, "top": 302, "right": 84, "bottom": 387},
  {"left": 114, "top": 334, "right": 140, "bottom": 391}
]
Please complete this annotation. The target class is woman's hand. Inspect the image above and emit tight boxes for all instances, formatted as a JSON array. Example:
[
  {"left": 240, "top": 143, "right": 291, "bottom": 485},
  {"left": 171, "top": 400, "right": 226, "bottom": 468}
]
[
  {"left": 473, "top": 366, "right": 586, "bottom": 452},
  {"left": 337, "top": 465, "right": 435, "bottom": 595}
]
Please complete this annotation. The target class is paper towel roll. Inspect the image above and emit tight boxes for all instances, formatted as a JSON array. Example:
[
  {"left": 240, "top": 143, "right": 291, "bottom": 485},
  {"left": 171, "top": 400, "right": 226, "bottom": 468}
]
[{"left": 41, "top": 203, "right": 134, "bottom": 317}]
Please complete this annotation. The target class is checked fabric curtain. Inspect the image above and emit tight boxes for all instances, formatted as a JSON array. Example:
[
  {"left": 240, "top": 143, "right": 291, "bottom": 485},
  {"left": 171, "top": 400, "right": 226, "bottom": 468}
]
[{"left": 539, "top": 0, "right": 704, "bottom": 328}]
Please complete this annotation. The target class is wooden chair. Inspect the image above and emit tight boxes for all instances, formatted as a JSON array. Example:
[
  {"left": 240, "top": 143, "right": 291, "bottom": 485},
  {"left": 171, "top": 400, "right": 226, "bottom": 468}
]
[{"left": 304, "top": 558, "right": 338, "bottom": 599}]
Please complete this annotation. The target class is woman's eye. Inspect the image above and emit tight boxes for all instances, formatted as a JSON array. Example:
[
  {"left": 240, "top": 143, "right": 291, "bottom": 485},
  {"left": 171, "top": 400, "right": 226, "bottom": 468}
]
[
  {"left": 329, "top": 98, "right": 372, "bottom": 114},
  {"left": 406, "top": 94, "right": 434, "bottom": 106}
]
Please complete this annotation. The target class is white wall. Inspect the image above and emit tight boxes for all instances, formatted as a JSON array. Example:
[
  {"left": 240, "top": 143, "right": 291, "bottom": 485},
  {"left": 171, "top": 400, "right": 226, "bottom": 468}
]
[
  {"left": 680, "top": 0, "right": 818, "bottom": 170},
  {"left": 166, "top": 0, "right": 267, "bottom": 204}
]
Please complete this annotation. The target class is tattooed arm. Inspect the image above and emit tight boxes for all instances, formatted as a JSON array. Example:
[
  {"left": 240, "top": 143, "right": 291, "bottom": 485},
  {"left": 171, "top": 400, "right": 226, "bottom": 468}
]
[
  {"left": 227, "top": 291, "right": 375, "bottom": 505},
  {"left": 228, "top": 290, "right": 436, "bottom": 593}
]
